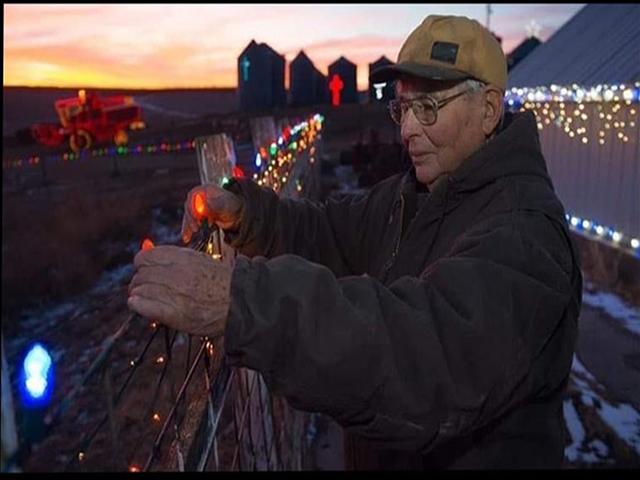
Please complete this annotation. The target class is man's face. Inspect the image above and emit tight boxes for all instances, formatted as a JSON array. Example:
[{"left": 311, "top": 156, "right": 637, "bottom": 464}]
[{"left": 396, "top": 76, "right": 487, "bottom": 189}]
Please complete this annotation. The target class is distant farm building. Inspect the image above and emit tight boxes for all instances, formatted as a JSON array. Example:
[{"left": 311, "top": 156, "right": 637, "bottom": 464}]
[{"left": 238, "top": 40, "right": 286, "bottom": 111}]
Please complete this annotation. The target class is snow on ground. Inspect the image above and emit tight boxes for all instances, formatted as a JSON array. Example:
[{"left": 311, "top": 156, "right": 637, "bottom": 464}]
[
  {"left": 564, "top": 399, "right": 603, "bottom": 463},
  {"left": 148, "top": 206, "right": 182, "bottom": 245},
  {"left": 88, "top": 207, "right": 180, "bottom": 296},
  {"left": 565, "top": 355, "right": 640, "bottom": 464},
  {"left": 6, "top": 206, "right": 181, "bottom": 367},
  {"left": 581, "top": 284, "right": 640, "bottom": 337}
]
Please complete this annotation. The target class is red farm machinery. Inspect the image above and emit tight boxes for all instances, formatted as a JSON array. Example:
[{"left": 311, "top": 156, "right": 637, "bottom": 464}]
[{"left": 31, "top": 89, "right": 145, "bottom": 153}]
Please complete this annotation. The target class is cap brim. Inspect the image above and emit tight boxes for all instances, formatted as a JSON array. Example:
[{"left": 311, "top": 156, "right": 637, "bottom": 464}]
[{"left": 370, "top": 61, "right": 470, "bottom": 84}]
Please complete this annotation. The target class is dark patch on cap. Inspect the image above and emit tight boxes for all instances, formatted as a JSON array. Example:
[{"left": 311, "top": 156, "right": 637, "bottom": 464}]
[{"left": 431, "top": 42, "right": 459, "bottom": 65}]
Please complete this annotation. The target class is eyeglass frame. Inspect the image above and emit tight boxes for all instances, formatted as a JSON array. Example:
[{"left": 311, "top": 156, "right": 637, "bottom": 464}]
[{"left": 387, "top": 87, "right": 475, "bottom": 126}]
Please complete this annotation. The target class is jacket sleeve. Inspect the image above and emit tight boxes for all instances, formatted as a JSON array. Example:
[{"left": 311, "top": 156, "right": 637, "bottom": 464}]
[
  {"left": 222, "top": 177, "right": 379, "bottom": 277},
  {"left": 223, "top": 212, "right": 580, "bottom": 453}
]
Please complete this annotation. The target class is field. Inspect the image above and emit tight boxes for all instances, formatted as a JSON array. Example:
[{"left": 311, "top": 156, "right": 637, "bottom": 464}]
[{"left": 2, "top": 88, "right": 398, "bottom": 320}]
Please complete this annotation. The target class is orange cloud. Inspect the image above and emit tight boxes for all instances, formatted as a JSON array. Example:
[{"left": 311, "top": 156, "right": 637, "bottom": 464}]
[
  {"left": 287, "top": 35, "right": 403, "bottom": 89},
  {"left": 3, "top": 4, "right": 583, "bottom": 90},
  {"left": 4, "top": 38, "right": 240, "bottom": 89}
]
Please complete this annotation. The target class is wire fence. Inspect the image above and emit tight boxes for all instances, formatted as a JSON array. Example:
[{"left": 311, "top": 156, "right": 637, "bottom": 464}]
[{"left": 2, "top": 114, "right": 324, "bottom": 472}]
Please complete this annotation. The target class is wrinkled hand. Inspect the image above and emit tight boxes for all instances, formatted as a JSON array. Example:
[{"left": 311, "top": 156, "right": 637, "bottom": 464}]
[
  {"left": 127, "top": 245, "right": 233, "bottom": 338},
  {"left": 181, "top": 183, "right": 244, "bottom": 244}
]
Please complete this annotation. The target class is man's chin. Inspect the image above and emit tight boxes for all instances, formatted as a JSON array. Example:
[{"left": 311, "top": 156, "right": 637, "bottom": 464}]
[{"left": 414, "top": 165, "right": 439, "bottom": 187}]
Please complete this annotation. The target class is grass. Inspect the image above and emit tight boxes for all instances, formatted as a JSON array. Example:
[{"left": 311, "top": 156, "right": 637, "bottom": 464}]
[{"left": 1, "top": 159, "right": 199, "bottom": 321}]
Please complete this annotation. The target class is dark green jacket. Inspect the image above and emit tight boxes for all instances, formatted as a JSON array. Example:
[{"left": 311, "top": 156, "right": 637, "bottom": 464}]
[{"left": 223, "top": 111, "right": 582, "bottom": 469}]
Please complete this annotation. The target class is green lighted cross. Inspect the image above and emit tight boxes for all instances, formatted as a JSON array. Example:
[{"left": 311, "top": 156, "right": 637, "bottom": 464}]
[{"left": 241, "top": 57, "right": 250, "bottom": 82}]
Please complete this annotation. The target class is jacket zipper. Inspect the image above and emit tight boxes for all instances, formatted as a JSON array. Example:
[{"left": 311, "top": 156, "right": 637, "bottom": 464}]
[{"left": 382, "top": 193, "right": 404, "bottom": 277}]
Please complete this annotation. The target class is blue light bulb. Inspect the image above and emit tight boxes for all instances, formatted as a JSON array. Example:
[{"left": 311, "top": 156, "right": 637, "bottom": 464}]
[{"left": 23, "top": 344, "right": 51, "bottom": 399}]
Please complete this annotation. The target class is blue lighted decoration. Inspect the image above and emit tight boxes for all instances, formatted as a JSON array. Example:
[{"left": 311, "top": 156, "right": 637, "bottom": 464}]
[
  {"left": 565, "top": 212, "right": 639, "bottom": 256},
  {"left": 241, "top": 56, "right": 250, "bottom": 82},
  {"left": 21, "top": 343, "right": 54, "bottom": 408},
  {"left": 255, "top": 152, "right": 262, "bottom": 168},
  {"left": 505, "top": 82, "right": 640, "bottom": 106}
]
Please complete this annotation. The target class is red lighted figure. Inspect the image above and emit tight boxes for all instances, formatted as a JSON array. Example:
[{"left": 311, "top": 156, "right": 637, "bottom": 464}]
[{"left": 329, "top": 74, "right": 344, "bottom": 107}]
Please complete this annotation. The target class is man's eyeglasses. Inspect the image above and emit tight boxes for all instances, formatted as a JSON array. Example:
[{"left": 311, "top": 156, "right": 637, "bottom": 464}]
[{"left": 388, "top": 88, "right": 473, "bottom": 126}]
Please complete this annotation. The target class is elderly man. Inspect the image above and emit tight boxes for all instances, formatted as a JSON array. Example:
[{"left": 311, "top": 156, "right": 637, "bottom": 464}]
[{"left": 128, "top": 15, "right": 582, "bottom": 469}]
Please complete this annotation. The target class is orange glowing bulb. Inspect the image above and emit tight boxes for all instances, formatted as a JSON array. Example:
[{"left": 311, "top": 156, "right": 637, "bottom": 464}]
[
  {"left": 141, "top": 238, "right": 154, "bottom": 251},
  {"left": 194, "top": 191, "right": 206, "bottom": 217}
]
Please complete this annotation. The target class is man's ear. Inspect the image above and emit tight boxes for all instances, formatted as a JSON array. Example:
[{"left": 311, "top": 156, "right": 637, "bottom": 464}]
[{"left": 482, "top": 86, "right": 504, "bottom": 137}]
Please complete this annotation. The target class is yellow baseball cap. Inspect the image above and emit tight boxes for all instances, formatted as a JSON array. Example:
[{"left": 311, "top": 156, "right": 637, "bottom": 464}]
[{"left": 370, "top": 15, "right": 507, "bottom": 91}]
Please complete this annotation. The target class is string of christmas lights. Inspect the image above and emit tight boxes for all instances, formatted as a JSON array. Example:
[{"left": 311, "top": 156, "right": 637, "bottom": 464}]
[
  {"left": 505, "top": 82, "right": 639, "bottom": 146},
  {"left": 2, "top": 139, "right": 197, "bottom": 170},
  {"left": 62, "top": 116, "right": 329, "bottom": 469},
  {"left": 565, "top": 212, "right": 639, "bottom": 256},
  {"left": 506, "top": 82, "right": 640, "bottom": 105},
  {"left": 251, "top": 113, "right": 324, "bottom": 194}
]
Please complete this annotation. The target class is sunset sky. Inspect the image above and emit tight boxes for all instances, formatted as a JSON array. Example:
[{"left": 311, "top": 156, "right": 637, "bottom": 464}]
[{"left": 3, "top": 3, "right": 585, "bottom": 90}]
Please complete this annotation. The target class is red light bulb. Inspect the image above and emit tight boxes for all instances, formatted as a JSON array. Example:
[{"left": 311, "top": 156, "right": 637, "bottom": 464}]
[
  {"left": 194, "top": 191, "right": 206, "bottom": 217},
  {"left": 233, "top": 166, "right": 245, "bottom": 178},
  {"left": 141, "top": 238, "right": 154, "bottom": 251}
]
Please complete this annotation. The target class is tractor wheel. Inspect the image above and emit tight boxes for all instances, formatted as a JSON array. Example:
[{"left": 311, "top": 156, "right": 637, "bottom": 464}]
[
  {"left": 114, "top": 129, "right": 129, "bottom": 146},
  {"left": 69, "top": 130, "right": 92, "bottom": 153}
]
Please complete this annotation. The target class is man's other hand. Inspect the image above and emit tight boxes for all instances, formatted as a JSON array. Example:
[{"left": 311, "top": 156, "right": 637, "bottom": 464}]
[
  {"left": 181, "top": 183, "right": 244, "bottom": 244},
  {"left": 128, "top": 245, "right": 232, "bottom": 338}
]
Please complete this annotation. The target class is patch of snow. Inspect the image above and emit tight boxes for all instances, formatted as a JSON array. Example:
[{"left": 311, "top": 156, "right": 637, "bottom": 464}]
[
  {"left": 571, "top": 355, "right": 597, "bottom": 382},
  {"left": 564, "top": 399, "right": 592, "bottom": 462},
  {"left": 588, "top": 439, "right": 609, "bottom": 458},
  {"left": 581, "top": 393, "right": 594, "bottom": 407},
  {"left": 597, "top": 401, "right": 640, "bottom": 454},
  {"left": 11, "top": 206, "right": 179, "bottom": 351},
  {"left": 6, "top": 205, "right": 183, "bottom": 396},
  {"left": 582, "top": 289, "right": 640, "bottom": 337},
  {"left": 125, "top": 239, "right": 139, "bottom": 255},
  {"left": 569, "top": 355, "right": 640, "bottom": 456},
  {"left": 89, "top": 264, "right": 133, "bottom": 295},
  {"left": 563, "top": 399, "right": 613, "bottom": 463},
  {"left": 150, "top": 207, "right": 181, "bottom": 245},
  {"left": 20, "top": 301, "right": 77, "bottom": 330},
  {"left": 50, "top": 347, "right": 65, "bottom": 364}
]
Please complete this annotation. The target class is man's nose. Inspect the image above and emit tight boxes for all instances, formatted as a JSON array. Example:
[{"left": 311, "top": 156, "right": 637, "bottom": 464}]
[{"left": 401, "top": 106, "right": 423, "bottom": 141}]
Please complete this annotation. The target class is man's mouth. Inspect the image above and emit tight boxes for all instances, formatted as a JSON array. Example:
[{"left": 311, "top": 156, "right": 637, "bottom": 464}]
[{"left": 409, "top": 151, "right": 432, "bottom": 160}]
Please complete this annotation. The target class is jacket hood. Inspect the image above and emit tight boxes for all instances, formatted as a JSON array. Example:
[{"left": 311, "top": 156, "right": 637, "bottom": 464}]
[{"left": 452, "top": 110, "right": 552, "bottom": 192}]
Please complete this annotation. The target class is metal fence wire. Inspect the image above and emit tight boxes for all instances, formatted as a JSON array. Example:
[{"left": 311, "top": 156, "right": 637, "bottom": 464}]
[{"left": 4, "top": 115, "right": 324, "bottom": 472}]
